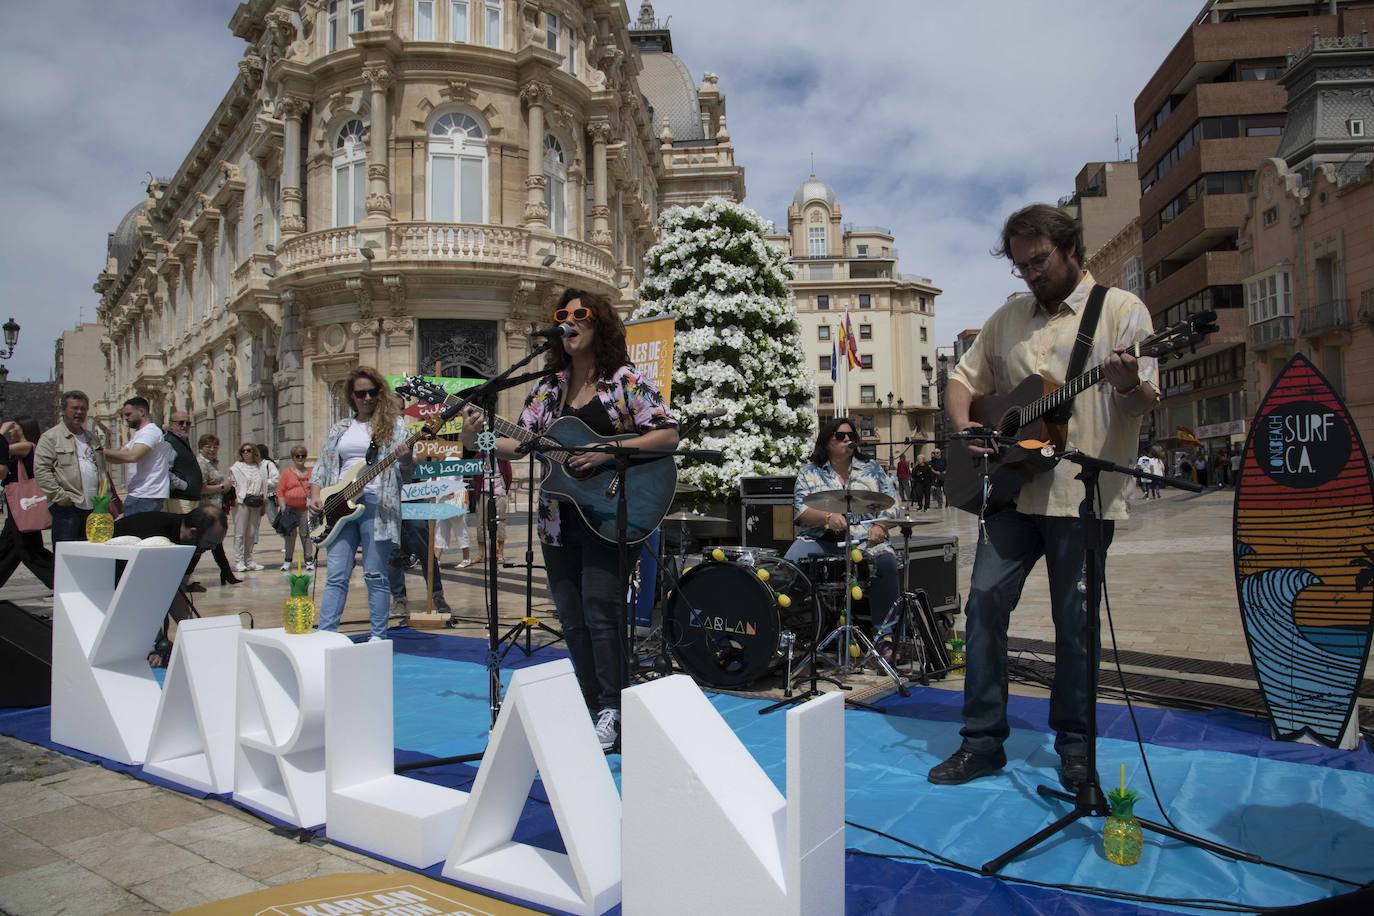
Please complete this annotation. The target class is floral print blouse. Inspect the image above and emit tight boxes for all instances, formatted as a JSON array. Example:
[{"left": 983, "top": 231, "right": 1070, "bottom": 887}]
[
  {"left": 312, "top": 416, "right": 410, "bottom": 546},
  {"left": 792, "top": 457, "right": 901, "bottom": 552},
  {"left": 519, "top": 363, "right": 678, "bottom": 546}
]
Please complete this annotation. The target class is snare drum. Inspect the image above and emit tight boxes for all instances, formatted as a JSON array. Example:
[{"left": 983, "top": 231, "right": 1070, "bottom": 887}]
[
  {"left": 666, "top": 553, "right": 815, "bottom": 688},
  {"left": 798, "top": 550, "right": 874, "bottom": 592}
]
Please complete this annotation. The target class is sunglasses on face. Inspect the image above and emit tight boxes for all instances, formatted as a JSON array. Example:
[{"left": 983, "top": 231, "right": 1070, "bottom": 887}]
[
  {"left": 353, "top": 387, "right": 380, "bottom": 400},
  {"left": 554, "top": 305, "right": 592, "bottom": 323},
  {"left": 833, "top": 431, "right": 857, "bottom": 442},
  {"left": 241, "top": 448, "right": 255, "bottom": 454},
  {"left": 172, "top": 420, "right": 189, "bottom": 426}
]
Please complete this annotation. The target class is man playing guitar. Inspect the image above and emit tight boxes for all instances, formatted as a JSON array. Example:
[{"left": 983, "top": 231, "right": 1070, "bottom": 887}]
[{"left": 928, "top": 204, "right": 1159, "bottom": 791}]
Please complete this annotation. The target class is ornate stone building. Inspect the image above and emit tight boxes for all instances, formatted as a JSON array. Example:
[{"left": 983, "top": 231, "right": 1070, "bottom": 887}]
[
  {"left": 93, "top": 0, "right": 742, "bottom": 458},
  {"left": 766, "top": 173, "right": 942, "bottom": 463}
]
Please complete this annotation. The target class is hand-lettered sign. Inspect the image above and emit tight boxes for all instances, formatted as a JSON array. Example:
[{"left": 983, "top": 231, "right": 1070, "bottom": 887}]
[
  {"left": 401, "top": 502, "right": 467, "bottom": 521},
  {"left": 388, "top": 375, "right": 482, "bottom": 436},
  {"left": 402, "top": 478, "right": 463, "bottom": 502},
  {"left": 412, "top": 458, "right": 485, "bottom": 480}
]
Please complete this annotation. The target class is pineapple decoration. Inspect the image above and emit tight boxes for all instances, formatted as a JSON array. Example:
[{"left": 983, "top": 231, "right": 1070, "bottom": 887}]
[
  {"left": 86, "top": 485, "right": 115, "bottom": 543},
  {"left": 948, "top": 633, "right": 966, "bottom": 675},
  {"left": 1104, "top": 765, "right": 1143, "bottom": 866},
  {"left": 283, "top": 559, "right": 316, "bottom": 635}
]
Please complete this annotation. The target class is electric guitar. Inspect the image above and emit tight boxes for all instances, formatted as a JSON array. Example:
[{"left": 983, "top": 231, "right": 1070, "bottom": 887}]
[
  {"left": 308, "top": 409, "right": 451, "bottom": 550},
  {"left": 395, "top": 375, "right": 677, "bottom": 545},
  {"left": 944, "top": 310, "right": 1217, "bottom": 516}
]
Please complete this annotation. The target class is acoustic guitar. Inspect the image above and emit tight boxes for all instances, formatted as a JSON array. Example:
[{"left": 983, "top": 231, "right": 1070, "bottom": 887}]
[
  {"left": 396, "top": 375, "right": 677, "bottom": 545},
  {"left": 944, "top": 311, "right": 1216, "bottom": 516}
]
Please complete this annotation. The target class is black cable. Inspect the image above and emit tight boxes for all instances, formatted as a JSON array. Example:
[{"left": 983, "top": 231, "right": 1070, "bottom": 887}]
[{"left": 1094, "top": 481, "right": 1362, "bottom": 890}]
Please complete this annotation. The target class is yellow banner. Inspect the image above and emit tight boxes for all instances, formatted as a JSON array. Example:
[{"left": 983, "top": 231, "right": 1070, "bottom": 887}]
[{"left": 624, "top": 316, "right": 675, "bottom": 405}]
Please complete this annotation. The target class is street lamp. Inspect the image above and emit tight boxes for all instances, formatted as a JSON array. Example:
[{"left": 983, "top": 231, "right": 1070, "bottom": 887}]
[
  {"left": 883, "top": 391, "right": 904, "bottom": 467},
  {"left": 0, "top": 317, "right": 19, "bottom": 360}
]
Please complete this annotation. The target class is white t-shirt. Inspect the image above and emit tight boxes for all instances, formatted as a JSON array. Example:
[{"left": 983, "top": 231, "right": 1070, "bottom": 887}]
[
  {"left": 126, "top": 424, "right": 171, "bottom": 499},
  {"left": 73, "top": 432, "right": 100, "bottom": 509},
  {"left": 338, "top": 420, "right": 379, "bottom": 495}
]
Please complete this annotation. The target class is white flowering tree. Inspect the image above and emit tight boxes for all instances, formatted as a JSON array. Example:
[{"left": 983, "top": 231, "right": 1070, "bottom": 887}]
[{"left": 633, "top": 198, "right": 815, "bottom": 503}]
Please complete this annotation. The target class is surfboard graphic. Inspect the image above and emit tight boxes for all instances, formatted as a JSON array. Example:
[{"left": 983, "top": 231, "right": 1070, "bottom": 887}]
[{"left": 1234, "top": 353, "right": 1374, "bottom": 747}]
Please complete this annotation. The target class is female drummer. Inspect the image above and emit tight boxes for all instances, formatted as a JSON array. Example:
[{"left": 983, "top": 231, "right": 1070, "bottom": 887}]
[
  {"left": 461, "top": 288, "right": 678, "bottom": 752},
  {"left": 787, "top": 416, "right": 901, "bottom": 631}
]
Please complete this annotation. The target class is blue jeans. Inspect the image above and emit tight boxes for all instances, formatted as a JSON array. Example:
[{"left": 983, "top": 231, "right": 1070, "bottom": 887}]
[
  {"left": 958, "top": 509, "right": 1114, "bottom": 758},
  {"left": 317, "top": 497, "right": 394, "bottom": 640},
  {"left": 50, "top": 505, "right": 90, "bottom": 545},
  {"left": 784, "top": 537, "right": 899, "bottom": 631},
  {"left": 123, "top": 496, "right": 165, "bottom": 516}
]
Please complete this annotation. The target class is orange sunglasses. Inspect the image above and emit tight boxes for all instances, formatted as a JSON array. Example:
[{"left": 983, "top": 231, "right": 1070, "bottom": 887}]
[{"left": 554, "top": 305, "right": 592, "bottom": 323}]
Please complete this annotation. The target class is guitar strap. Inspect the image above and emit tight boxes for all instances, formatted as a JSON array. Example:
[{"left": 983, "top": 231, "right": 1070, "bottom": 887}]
[{"left": 1044, "top": 284, "right": 1108, "bottom": 425}]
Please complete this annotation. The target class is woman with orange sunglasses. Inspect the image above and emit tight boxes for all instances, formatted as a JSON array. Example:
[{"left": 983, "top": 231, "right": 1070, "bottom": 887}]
[{"left": 461, "top": 288, "right": 677, "bottom": 752}]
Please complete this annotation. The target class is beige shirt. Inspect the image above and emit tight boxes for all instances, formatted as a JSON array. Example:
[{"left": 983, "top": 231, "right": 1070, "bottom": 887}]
[{"left": 948, "top": 272, "right": 1160, "bottom": 520}]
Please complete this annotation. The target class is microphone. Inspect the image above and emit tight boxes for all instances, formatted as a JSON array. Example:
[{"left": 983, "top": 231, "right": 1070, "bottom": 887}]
[
  {"left": 694, "top": 408, "right": 729, "bottom": 421},
  {"left": 532, "top": 323, "right": 578, "bottom": 340}
]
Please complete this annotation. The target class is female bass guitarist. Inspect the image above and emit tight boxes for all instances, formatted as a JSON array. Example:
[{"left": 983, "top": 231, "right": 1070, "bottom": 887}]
[
  {"left": 461, "top": 288, "right": 678, "bottom": 752},
  {"left": 310, "top": 367, "right": 410, "bottom": 642}
]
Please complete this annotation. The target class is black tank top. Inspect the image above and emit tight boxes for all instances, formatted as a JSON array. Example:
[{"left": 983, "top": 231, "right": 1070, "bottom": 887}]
[{"left": 566, "top": 395, "right": 614, "bottom": 437}]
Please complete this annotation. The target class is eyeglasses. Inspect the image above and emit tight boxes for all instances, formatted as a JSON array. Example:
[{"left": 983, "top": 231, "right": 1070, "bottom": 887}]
[
  {"left": 554, "top": 305, "right": 592, "bottom": 323},
  {"left": 172, "top": 420, "right": 189, "bottom": 427},
  {"left": 240, "top": 448, "right": 255, "bottom": 454},
  {"left": 292, "top": 453, "right": 307, "bottom": 459},
  {"left": 1011, "top": 249, "right": 1058, "bottom": 279},
  {"left": 352, "top": 387, "right": 380, "bottom": 400},
  {"left": 832, "top": 431, "right": 857, "bottom": 442}
]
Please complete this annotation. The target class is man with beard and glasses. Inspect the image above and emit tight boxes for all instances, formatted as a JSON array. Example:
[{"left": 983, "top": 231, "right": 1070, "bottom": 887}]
[{"left": 927, "top": 204, "right": 1158, "bottom": 792}]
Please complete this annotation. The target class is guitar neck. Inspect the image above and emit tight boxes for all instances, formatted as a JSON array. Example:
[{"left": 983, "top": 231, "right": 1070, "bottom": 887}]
[
  {"left": 343, "top": 427, "right": 420, "bottom": 497},
  {"left": 1024, "top": 341, "right": 1139, "bottom": 428},
  {"left": 482, "top": 411, "right": 574, "bottom": 463}
]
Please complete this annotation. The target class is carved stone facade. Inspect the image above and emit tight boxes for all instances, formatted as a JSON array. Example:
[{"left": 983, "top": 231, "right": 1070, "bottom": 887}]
[{"left": 94, "top": 1, "right": 743, "bottom": 459}]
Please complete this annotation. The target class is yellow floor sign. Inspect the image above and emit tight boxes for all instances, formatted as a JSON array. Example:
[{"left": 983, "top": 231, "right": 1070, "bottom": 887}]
[{"left": 173, "top": 872, "right": 542, "bottom": 916}]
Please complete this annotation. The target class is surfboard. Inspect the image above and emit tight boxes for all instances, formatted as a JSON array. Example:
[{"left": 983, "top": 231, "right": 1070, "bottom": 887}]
[{"left": 1234, "top": 352, "right": 1374, "bottom": 748}]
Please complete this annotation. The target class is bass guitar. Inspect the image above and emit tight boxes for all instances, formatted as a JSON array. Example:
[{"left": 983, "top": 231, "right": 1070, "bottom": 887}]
[
  {"left": 395, "top": 375, "right": 677, "bottom": 545},
  {"left": 945, "top": 310, "right": 1217, "bottom": 516}
]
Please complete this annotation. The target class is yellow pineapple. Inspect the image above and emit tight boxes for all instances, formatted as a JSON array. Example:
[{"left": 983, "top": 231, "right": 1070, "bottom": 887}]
[
  {"left": 85, "top": 493, "right": 115, "bottom": 543},
  {"left": 283, "top": 573, "right": 316, "bottom": 635}
]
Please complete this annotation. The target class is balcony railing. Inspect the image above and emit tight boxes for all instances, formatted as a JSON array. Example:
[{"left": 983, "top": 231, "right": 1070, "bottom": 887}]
[
  {"left": 1299, "top": 299, "right": 1350, "bottom": 337},
  {"left": 387, "top": 223, "right": 525, "bottom": 262},
  {"left": 278, "top": 227, "right": 362, "bottom": 271},
  {"left": 1248, "top": 315, "right": 1295, "bottom": 348},
  {"left": 1359, "top": 288, "right": 1374, "bottom": 324}
]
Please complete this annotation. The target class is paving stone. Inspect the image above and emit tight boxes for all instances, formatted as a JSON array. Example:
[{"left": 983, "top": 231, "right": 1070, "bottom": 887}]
[
  {"left": 8, "top": 801, "right": 128, "bottom": 847},
  {"left": 182, "top": 821, "right": 314, "bottom": 870},
  {"left": 128, "top": 860, "right": 268, "bottom": 912},
  {"left": 0, "top": 821, "right": 62, "bottom": 878},
  {"left": 41, "top": 764, "right": 140, "bottom": 799},
  {"left": 0, "top": 860, "right": 141, "bottom": 916},
  {"left": 237, "top": 841, "right": 347, "bottom": 882},
  {"left": 260, "top": 854, "right": 387, "bottom": 886},
  {"left": 55, "top": 826, "right": 207, "bottom": 887},
  {"left": 0, "top": 781, "right": 78, "bottom": 823},
  {"left": 108, "top": 791, "right": 220, "bottom": 832}
]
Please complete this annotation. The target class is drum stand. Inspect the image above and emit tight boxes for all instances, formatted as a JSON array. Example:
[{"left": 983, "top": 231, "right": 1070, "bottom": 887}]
[{"left": 866, "top": 520, "right": 953, "bottom": 685}]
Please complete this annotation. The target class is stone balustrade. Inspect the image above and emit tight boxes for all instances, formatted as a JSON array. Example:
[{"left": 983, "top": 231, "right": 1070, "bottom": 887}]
[
  {"left": 277, "top": 227, "right": 363, "bottom": 271},
  {"left": 387, "top": 222, "right": 527, "bottom": 263},
  {"left": 553, "top": 236, "right": 617, "bottom": 284}
]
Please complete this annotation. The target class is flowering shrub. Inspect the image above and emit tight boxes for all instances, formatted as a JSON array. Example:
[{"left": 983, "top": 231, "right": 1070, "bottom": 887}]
[{"left": 633, "top": 198, "right": 815, "bottom": 502}]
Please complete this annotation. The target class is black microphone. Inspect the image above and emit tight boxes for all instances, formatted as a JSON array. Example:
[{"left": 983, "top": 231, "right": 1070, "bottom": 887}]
[{"left": 531, "top": 323, "right": 578, "bottom": 339}]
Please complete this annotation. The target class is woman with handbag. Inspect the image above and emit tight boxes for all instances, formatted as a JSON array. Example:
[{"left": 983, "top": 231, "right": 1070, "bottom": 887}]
[
  {"left": 0, "top": 417, "right": 55, "bottom": 589},
  {"left": 275, "top": 446, "right": 312, "bottom": 572},
  {"left": 193, "top": 434, "right": 240, "bottom": 586},
  {"left": 229, "top": 441, "right": 269, "bottom": 572}
]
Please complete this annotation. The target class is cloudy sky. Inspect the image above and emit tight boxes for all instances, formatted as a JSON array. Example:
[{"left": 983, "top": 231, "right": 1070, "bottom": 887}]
[{"left": 0, "top": 0, "right": 1200, "bottom": 384}]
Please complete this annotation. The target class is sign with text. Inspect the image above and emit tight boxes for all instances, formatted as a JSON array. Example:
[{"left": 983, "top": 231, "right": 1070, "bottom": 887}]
[
  {"left": 388, "top": 375, "right": 483, "bottom": 436},
  {"left": 624, "top": 316, "right": 675, "bottom": 405},
  {"left": 413, "top": 439, "right": 466, "bottom": 461},
  {"left": 401, "top": 502, "right": 467, "bottom": 521},
  {"left": 401, "top": 478, "right": 463, "bottom": 502},
  {"left": 412, "top": 458, "right": 484, "bottom": 480}
]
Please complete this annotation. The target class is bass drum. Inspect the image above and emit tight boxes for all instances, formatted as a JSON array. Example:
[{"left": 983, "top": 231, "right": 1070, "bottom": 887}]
[{"left": 666, "top": 555, "right": 815, "bottom": 688}]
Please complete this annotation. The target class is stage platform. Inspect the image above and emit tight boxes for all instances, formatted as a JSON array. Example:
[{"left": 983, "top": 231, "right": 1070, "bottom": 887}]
[{"left": 2, "top": 628, "right": 1372, "bottom": 915}]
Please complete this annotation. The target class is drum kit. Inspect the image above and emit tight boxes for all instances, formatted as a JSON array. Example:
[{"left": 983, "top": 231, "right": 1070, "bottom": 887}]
[{"left": 638, "top": 483, "right": 954, "bottom": 697}]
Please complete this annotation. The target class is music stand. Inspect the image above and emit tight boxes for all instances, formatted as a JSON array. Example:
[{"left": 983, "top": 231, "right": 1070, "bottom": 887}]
[{"left": 981, "top": 448, "right": 1255, "bottom": 874}]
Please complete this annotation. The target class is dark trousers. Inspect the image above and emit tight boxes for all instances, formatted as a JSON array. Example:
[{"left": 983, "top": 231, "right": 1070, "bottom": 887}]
[
  {"left": 388, "top": 520, "right": 444, "bottom": 600},
  {"left": 542, "top": 507, "right": 624, "bottom": 711},
  {"left": 959, "top": 509, "right": 1113, "bottom": 758},
  {"left": 50, "top": 505, "right": 91, "bottom": 546},
  {"left": 914, "top": 483, "right": 931, "bottom": 511},
  {"left": 0, "top": 513, "right": 54, "bottom": 590}
]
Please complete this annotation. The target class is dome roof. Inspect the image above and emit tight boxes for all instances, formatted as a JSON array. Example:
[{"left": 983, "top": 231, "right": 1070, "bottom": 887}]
[
  {"left": 108, "top": 199, "right": 150, "bottom": 275},
  {"left": 637, "top": 51, "right": 704, "bottom": 142},
  {"left": 793, "top": 172, "right": 836, "bottom": 209}
]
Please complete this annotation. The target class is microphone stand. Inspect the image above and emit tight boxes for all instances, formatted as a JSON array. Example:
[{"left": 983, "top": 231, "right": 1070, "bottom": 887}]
[
  {"left": 981, "top": 447, "right": 1255, "bottom": 875},
  {"left": 496, "top": 434, "right": 562, "bottom": 660},
  {"left": 393, "top": 345, "right": 559, "bottom": 774}
]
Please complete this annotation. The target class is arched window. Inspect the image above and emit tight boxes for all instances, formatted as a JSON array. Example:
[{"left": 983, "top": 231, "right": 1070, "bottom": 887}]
[
  {"left": 543, "top": 134, "right": 567, "bottom": 235},
  {"left": 333, "top": 120, "right": 368, "bottom": 227},
  {"left": 428, "top": 112, "right": 487, "bottom": 223}
]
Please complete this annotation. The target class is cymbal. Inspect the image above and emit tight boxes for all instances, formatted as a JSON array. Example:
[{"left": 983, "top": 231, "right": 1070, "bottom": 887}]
[
  {"left": 802, "top": 488, "right": 895, "bottom": 515},
  {"left": 663, "top": 511, "right": 730, "bottom": 524},
  {"left": 674, "top": 482, "right": 701, "bottom": 494},
  {"left": 887, "top": 516, "right": 940, "bottom": 527}
]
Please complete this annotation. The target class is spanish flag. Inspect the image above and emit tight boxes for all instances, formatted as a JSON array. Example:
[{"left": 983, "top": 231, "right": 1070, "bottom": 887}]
[
  {"left": 1177, "top": 426, "right": 1201, "bottom": 446},
  {"left": 842, "top": 311, "right": 861, "bottom": 369}
]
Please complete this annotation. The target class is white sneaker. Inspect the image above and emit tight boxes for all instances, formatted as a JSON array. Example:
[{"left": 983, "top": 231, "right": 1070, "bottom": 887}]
[
  {"left": 280, "top": 562, "right": 292, "bottom": 572},
  {"left": 367, "top": 635, "right": 383, "bottom": 643},
  {"left": 594, "top": 708, "right": 621, "bottom": 752},
  {"left": 305, "top": 561, "right": 315, "bottom": 572},
  {"left": 248, "top": 562, "right": 265, "bottom": 571},
  {"left": 235, "top": 563, "right": 248, "bottom": 573}
]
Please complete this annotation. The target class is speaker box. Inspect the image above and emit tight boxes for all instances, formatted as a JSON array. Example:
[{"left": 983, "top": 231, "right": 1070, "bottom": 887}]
[
  {"left": 0, "top": 601, "right": 53, "bottom": 708},
  {"left": 741, "top": 501, "right": 795, "bottom": 554}
]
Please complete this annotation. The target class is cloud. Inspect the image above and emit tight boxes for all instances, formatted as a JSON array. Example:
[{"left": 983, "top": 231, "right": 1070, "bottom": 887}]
[{"left": 0, "top": 0, "right": 1198, "bottom": 385}]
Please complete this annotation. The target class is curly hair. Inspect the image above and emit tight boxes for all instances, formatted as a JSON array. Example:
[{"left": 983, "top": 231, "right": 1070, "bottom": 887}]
[
  {"left": 345, "top": 366, "right": 400, "bottom": 446},
  {"left": 543, "top": 288, "right": 629, "bottom": 380},
  {"left": 993, "top": 203, "right": 1085, "bottom": 266},
  {"left": 809, "top": 416, "right": 870, "bottom": 466}
]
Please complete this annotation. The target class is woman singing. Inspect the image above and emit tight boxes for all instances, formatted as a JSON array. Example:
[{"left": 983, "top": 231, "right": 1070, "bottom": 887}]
[
  {"left": 310, "top": 367, "right": 409, "bottom": 642},
  {"left": 461, "top": 289, "right": 677, "bottom": 751},
  {"left": 787, "top": 416, "right": 901, "bottom": 632}
]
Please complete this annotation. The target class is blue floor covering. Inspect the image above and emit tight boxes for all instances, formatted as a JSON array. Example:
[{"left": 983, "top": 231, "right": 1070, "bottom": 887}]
[{"left": 4, "top": 627, "right": 1372, "bottom": 914}]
